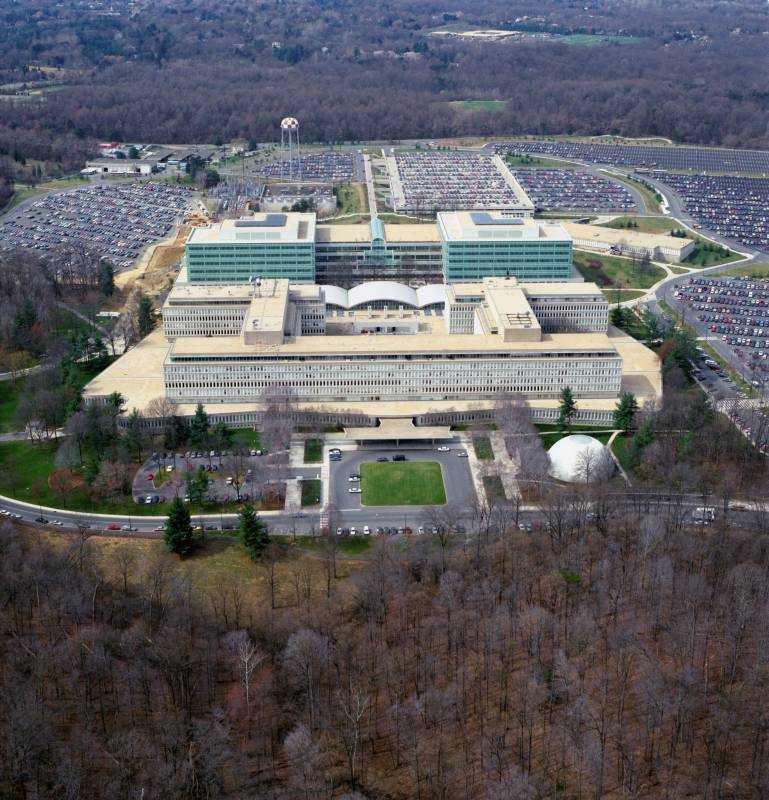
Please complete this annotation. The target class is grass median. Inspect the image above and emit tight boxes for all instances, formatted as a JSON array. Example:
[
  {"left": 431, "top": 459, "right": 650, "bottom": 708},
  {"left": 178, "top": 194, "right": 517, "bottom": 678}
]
[{"left": 360, "top": 460, "right": 446, "bottom": 506}]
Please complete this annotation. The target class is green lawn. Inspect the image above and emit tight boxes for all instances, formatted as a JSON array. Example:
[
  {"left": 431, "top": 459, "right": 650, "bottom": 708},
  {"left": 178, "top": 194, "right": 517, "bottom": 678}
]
[
  {"left": 560, "top": 33, "right": 644, "bottom": 46},
  {"left": 450, "top": 99, "right": 507, "bottom": 113},
  {"left": 717, "top": 261, "right": 769, "bottom": 279},
  {"left": 611, "top": 434, "right": 635, "bottom": 474},
  {"left": 231, "top": 428, "right": 261, "bottom": 450},
  {"left": 0, "top": 357, "right": 111, "bottom": 434},
  {"left": 600, "top": 172, "right": 662, "bottom": 214},
  {"left": 602, "top": 215, "right": 684, "bottom": 235},
  {"left": 506, "top": 154, "right": 578, "bottom": 170},
  {"left": 336, "top": 183, "right": 366, "bottom": 215},
  {"left": 539, "top": 430, "right": 613, "bottom": 449},
  {"left": 604, "top": 289, "right": 648, "bottom": 303},
  {"left": 0, "top": 439, "right": 277, "bottom": 517},
  {"left": 573, "top": 250, "right": 666, "bottom": 289},
  {"left": 684, "top": 241, "right": 741, "bottom": 268},
  {"left": 360, "top": 461, "right": 446, "bottom": 506},
  {"left": 536, "top": 422, "right": 614, "bottom": 433},
  {"left": 0, "top": 379, "right": 25, "bottom": 433},
  {"left": 294, "top": 535, "right": 372, "bottom": 555},
  {"left": 473, "top": 435, "right": 494, "bottom": 460},
  {"left": 153, "top": 468, "right": 173, "bottom": 489},
  {"left": 304, "top": 438, "right": 323, "bottom": 463},
  {"left": 301, "top": 479, "right": 321, "bottom": 507},
  {"left": 483, "top": 475, "right": 506, "bottom": 502}
]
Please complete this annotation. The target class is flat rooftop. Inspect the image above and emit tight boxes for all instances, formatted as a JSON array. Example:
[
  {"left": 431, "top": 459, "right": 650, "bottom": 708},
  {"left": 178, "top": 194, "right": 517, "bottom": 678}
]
[
  {"left": 187, "top": 212, "right": 316, "bottom": 245},
  {"left": 438, "top": 212, "right": 571, "bottom": 243},
  {"left": 562, "top": 222, "right": 693, "bottom": 251},
  {"left": 448, "top": 276, "right": 603, "bottom": 300},
  {"left": 167, "top": 330, "right": 618, "bottom": 358},
  {"left": 314, "top": 222, "right": 441, "bottom": 244},
  {"left": 82, "top": 330, "right": 659, "bottom": 416}
]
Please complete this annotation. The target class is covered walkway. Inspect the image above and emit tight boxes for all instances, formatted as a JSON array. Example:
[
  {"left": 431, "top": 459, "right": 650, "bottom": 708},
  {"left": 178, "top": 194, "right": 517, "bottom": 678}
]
[{"left": 344, "top": 417, "right": 454, "bottom": 445}]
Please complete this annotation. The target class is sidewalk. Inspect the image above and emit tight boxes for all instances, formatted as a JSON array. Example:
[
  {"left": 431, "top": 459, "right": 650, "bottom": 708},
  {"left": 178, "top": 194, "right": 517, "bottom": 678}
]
[{"left": 489, "top": 431, "right": 520, "bottom": 500}]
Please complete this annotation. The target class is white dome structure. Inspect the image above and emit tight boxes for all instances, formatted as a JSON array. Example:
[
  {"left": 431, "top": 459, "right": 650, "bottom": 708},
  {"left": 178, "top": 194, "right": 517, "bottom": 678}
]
[{"left": 547, "top": 434, "right": 615, "bottom": 484}]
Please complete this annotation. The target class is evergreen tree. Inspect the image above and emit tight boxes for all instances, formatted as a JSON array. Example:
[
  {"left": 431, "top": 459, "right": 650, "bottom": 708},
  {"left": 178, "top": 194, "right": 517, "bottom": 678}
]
[
  {"left": 165, "top": 496, "right": 195, "bottom": 556},
  {"left": 239, "top": 504, "right": 269, "bottom": 560},
  {"left": 557, "top": 386, "right": 577, "bottom": 431},
  {"left": 137, "top": 295, "right": 155, "bottom": 337},
  {"left": 212, "top": 420, "right": 233, "bottom": 452},
  {"left": 613, "top": 391, "right": 639, "bottom": 433},
  {"left": 186, "top": 465, "right": 211, "bottom": 506},
  {"left": 189, "top": 403, "right": 210, "bottom": 449},
  {"left": 165, "top": 414, "right": 190, "bottom": 451},
  {"left": 610, "top": 306, "right": 627, "bottom": 327},
  {"left": 123, "top": 409, "right": 145, "bottom": 460},
  {"left": 11, "top": 298, "right": 38, "bottom": 351},
  {"left": 99, "top": 260, "right": 115, "bottom": 297}
]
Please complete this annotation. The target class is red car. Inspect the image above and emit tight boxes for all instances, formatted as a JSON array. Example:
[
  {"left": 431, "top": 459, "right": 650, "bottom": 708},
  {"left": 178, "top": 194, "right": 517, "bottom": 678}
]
[{"left": 107, "top": 523, "right": 121, "bottom": 531}]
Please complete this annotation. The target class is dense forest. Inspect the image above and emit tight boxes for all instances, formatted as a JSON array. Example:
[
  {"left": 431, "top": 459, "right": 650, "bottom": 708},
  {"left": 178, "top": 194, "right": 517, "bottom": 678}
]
[
  {"left": 4, "top": 354, "right": 769, "bottom": 798},
  {"left": 0, "top": 0, "right": 768, "bottom": 180}
]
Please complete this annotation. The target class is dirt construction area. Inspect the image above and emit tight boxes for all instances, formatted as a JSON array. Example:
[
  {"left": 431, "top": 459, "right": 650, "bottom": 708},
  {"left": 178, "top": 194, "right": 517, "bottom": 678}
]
[{"left": 115, "top": 221, "right": 198, "bottom": 297}]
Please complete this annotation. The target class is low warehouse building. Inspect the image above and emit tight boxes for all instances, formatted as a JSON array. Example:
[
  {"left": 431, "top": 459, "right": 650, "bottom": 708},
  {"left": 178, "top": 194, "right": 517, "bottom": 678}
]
[{"left": 563, "top": 222, "right": 695, "bottom": 263}]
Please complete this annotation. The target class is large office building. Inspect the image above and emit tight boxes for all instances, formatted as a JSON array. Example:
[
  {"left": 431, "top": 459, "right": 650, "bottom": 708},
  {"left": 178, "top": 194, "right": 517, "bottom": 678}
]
[
  {"left": 85, "top": 274, "right": 660, "bottom": 427},
  {"left": 185, "top": 213, "right": 317, "bottom": 283},
  {"left": 438, "top": 212, "right": 573, "bottom": 282},
  {"left": 182, "top": 212, "right": 574, "bottom": 287}
]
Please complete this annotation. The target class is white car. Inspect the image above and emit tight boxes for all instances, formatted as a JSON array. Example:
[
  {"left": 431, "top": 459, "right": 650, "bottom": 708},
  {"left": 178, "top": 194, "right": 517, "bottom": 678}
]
[
  {"left": 437, "top": 446, "right": 450, "bottom": 452},
  {"left": 348, "top": 487, "right": 362, "bottom": 494},
  {"left": 348, "top": 474, "right": 360, "bottom": 482},
  {"left": 154, "top": 525, "right": 165, "bottom": 532},
  {"left": 456, "top": 451, "right": 469, "bottom": 458},
  {"left": 363, "top": 525, "right": 370, "bottom": 535},
  {"left": 350, "top": 527, "right": 357, "bottom": 536},
  {"left": 51, "top": 520, "right": 64, "bottom": 526}
]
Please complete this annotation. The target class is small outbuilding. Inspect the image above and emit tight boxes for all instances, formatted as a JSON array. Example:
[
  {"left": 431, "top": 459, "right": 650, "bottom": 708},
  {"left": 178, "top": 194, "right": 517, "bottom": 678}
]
[{"left": 548, "top": 434, "right": 615, "bottom": 484}]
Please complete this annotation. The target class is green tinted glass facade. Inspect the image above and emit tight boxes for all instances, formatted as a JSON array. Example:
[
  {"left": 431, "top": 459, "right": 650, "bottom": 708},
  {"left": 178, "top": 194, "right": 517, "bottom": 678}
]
[
  {"left": 186, "top": 242, "right": 316, "bottom": 283},
  {"left": 441, "top": 239, "right": 573, "bottom": 282}
]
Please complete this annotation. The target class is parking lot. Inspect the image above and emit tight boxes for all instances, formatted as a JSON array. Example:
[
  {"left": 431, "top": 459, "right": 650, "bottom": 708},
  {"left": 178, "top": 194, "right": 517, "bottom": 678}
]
[
  {"left": 133, "top": 449, "right": 319, "bottom": 506},
  {"left": 0, "top": 181, "right": 194, "bottom": 269},
  {"left": 675, "top": 276, "right": 769, "bottom": 386},
  {"left": 512, "top": 167, "right": 636, "bottom": 212},
  {"left": 646, "top": 172, "right": 769, "bottom": 251},
  {"left": 329, "top": 446, "right": 475, "bottom": 512},
  {"left": 257, "top": 151, "right": 355, "bottom": 183},
  {"left": 495, "top": 140, "right": 769, "bottom": 174},
  {"left": 390, "top": 152, "right": 524, "bottom": 212}
]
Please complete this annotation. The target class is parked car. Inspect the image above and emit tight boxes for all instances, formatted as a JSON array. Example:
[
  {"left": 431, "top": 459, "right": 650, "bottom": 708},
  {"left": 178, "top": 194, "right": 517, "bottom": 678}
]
[
  {"left": 393, "top": 454, "right": 406, "bottom": 462},
  {"left": 437, "top": 446, "right": 450, "bottom": 452},
  {"left": 348, "top": 487, "right": 362, "bottom": 494},
  {"left": 456, "top": 451, "right": 469, "bottom": 458}
]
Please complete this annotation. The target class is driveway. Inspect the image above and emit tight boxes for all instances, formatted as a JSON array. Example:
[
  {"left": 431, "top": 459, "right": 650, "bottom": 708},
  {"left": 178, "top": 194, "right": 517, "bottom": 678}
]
[{"left": 329, "top": 446, "right": 475, "bottom": 513}]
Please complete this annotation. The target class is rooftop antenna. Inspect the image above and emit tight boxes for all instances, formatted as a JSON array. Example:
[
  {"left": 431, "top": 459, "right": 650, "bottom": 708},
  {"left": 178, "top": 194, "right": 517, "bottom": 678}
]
[{"left": 280, "top": 117, "right": 301, "bottom": 182}]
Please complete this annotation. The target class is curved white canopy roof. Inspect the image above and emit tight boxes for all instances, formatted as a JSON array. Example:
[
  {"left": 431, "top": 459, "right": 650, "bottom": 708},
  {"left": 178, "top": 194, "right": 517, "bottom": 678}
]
[
  {"left": 548, "top": 434, "right": 614, "bottom": 484},
  {"left": 321, "top": 282, "right": 448, "bottom": 309}
]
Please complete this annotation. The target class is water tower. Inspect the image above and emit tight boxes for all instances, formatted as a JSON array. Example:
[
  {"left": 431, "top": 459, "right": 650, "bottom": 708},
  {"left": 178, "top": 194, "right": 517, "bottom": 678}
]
[{"left": 280, "top": 117, "right": 301, "bottom": 182}]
